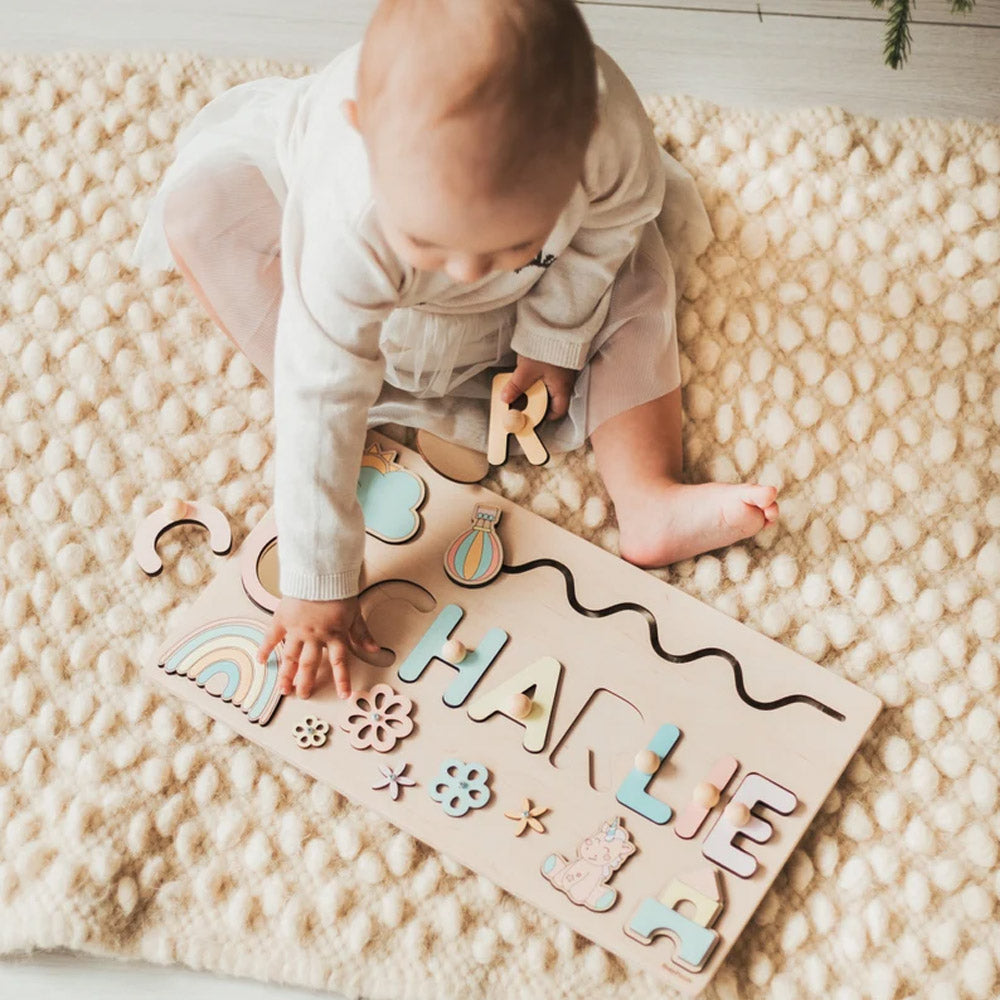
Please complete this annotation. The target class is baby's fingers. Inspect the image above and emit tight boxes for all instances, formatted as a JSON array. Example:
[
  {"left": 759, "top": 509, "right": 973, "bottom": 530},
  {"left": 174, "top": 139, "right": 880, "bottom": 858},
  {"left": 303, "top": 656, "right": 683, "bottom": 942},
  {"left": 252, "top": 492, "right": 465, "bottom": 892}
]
[
  {"left": 296, "top": 640, "right": 323, "bottom": 700},
  {"left": 257, "top": 619, "right": 285, "bottom": 664},
  {"left": 327, "top": 636, "right": 353, "bottom": 700},
  {"left": 501, "top": 369, "right": 531, "bottom": 405},
  {"left": 349, "top": 614, "right": 380, "bottom": 655},
  {"left": 277, "top": 637, "right": 303, "bottom": 696},
  {"left": 547, "top": 382, "right": 571, "bottom": 420}
]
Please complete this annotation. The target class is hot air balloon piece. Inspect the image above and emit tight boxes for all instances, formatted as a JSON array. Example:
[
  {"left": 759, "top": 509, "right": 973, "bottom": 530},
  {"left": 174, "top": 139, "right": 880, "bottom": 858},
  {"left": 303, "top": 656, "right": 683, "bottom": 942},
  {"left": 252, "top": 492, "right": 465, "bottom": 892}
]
[{"left": 444, "top": 504, "right": 505, "bottom": 587}]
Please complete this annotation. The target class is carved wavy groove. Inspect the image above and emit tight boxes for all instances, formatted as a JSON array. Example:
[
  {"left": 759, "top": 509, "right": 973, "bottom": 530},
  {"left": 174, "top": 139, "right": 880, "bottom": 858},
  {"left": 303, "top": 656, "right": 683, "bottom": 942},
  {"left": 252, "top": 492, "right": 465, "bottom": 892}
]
[{"left": 500, "top": 558, "right": 845, "bottom": 722}]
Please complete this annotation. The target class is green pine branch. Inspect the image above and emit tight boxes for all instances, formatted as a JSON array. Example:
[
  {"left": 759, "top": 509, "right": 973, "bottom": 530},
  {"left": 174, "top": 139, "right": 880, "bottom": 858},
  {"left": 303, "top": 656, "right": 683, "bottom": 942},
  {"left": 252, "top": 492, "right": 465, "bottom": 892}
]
[
  {"left": 870, "top": 0, "right": 977, "bottom": 69},
  {"left": 885, "top": 0, "right": 913, "bottom": 69}
]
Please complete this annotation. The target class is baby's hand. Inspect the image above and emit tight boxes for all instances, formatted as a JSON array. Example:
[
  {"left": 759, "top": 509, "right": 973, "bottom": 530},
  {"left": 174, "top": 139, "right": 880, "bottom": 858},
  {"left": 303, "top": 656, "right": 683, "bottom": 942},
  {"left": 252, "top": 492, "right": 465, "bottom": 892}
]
[
  {"left": 256, "top": 595, "right": 380, "bottom": 700},
  {"left": 501, "top": 356, "right": 578, "bottom": 420}
]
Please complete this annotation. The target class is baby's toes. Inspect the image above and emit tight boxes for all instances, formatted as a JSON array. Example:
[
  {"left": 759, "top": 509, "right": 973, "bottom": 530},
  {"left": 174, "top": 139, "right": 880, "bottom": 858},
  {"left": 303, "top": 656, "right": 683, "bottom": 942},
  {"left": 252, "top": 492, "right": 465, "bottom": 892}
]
[
  {"left": 742, "top": 484, "right": 778, "bottom": 512},
  {"left": 720, "top": 489, "right": 767, "bottom": 534}
]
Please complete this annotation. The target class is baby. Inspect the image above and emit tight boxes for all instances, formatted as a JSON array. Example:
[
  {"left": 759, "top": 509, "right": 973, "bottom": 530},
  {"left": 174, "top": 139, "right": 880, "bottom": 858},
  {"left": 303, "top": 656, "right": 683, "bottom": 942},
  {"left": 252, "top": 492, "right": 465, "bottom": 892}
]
[{"left": 134, "top": 0, "right": 778, "bottom": 704}]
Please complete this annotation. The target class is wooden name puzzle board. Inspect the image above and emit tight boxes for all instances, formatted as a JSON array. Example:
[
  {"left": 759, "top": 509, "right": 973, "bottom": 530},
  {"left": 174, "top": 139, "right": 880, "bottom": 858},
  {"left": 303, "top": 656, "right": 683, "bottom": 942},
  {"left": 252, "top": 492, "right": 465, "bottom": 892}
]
[{"left": 144, "top": 432, "right": 881, "bottom": 995}]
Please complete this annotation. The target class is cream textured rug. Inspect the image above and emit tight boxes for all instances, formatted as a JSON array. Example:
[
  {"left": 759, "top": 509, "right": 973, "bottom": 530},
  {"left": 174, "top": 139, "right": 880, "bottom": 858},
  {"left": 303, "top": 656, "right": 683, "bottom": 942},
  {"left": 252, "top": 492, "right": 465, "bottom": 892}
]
[{"left": 1, "top": 51, "right": 998, "bottom": 1000}]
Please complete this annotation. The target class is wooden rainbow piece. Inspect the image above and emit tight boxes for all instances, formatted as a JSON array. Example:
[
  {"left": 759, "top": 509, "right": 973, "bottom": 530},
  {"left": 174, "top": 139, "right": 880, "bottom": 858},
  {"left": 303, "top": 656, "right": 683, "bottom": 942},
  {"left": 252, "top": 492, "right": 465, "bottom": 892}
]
[{"left": 156, "top": 617, "right": 284, "bottom": 726}]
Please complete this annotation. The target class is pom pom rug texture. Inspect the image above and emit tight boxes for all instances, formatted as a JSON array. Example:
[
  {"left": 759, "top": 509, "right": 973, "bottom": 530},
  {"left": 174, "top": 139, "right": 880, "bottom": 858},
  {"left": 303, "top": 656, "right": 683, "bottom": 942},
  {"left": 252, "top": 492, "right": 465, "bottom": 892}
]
[{"left": 1, "top": 51, "right": 999, "bottom": 1000}]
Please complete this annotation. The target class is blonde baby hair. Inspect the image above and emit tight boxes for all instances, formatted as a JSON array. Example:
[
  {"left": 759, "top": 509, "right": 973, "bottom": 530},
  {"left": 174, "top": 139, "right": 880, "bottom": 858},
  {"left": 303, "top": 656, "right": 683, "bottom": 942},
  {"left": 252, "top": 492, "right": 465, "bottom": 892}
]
[{"left": 357, "top": 0, "right": 598, "bottom": 195}]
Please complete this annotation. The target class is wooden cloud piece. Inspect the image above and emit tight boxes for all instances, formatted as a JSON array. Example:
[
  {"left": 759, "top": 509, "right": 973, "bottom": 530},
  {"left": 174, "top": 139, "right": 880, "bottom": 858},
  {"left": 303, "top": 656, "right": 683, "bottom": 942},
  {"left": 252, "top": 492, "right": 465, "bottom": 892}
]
[
  {"left": 133, "top": 499, "right": 232, "bottom": 576},
  {"left": 237, "top": 457, "right": 432, "bottom": 616},
  {"left": 541, "top": 815, "right": 637, "bottom": 912},
  {"left": 357, "top": 443, "right": 427, "bottom": 543},
  {"left": 488, "top": 372, "right": 549, "bottom": 466}
]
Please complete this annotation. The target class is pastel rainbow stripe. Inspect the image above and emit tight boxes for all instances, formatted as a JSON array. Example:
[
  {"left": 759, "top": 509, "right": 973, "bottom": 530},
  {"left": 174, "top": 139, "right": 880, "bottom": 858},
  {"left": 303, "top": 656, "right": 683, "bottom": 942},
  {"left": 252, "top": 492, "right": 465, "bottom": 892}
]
[
  {"left": 446, "top": 526, "right": 502, "bottom": 584},
  {"left": 158, "top": 618, "right": 283, "bottom": 726}
]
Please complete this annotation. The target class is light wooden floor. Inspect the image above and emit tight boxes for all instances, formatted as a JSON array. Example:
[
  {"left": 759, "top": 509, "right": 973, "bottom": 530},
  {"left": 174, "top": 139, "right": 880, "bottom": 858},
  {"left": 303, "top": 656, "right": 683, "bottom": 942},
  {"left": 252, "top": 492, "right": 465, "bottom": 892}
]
[
  {"left": 5, "top": 0, "right": 1000, "bottom": 119},
  {"left": 0, "top": 949, "right": 341, "bottom": 1000},
  {"left": 1, "top": 1, "right": 998, "bottom": 998}
]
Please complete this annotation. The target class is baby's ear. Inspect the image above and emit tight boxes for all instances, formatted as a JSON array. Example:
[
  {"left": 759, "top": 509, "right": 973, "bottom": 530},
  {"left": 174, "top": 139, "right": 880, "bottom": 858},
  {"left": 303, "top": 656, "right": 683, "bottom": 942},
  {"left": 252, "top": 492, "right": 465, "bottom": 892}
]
[{"left": 340, "top": 98, "right": 361, "bottom": 132}]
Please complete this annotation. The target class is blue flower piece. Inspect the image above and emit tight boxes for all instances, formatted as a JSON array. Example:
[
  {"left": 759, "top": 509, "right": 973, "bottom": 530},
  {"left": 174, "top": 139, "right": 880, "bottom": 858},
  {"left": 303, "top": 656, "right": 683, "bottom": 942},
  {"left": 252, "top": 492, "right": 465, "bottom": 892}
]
[{"left": 428, "top": 758, "right": 492, "bottom": 817}]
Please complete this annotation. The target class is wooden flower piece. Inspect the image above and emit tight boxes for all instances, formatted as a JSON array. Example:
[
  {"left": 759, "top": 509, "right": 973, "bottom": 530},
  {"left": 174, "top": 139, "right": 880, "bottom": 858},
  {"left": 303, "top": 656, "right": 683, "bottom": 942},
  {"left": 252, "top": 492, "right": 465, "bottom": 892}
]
[
  {"left": 293, "top": 715, "right": 330, "bottom": 749},
  {"left": 504, "top": 797, "right": 549, "bottom": 836},
  {"left": 372, "top": 762, "right": 417, "bottom": 800},
  {"left": 341, "top": 683, "right": 414, "bottom": 752},
  {"left": 428, "top": 759, "right": 492, "bottom": 817}
]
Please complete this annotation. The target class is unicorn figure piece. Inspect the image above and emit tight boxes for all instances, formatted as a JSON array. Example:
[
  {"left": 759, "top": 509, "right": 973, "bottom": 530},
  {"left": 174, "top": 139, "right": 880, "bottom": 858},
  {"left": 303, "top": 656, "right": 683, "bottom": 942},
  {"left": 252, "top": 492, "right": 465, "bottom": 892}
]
[{"left": 541, "top": 815, "right": 637, "bottom": 912}]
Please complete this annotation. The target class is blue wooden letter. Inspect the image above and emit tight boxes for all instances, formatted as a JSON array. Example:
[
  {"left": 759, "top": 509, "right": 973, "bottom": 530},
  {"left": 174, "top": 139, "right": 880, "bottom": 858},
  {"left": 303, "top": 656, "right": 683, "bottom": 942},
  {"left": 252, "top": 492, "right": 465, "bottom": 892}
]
[
  {"left": 396, "top": 604, "right": 508, "bottom": 707},
  {"left": 615, "top": 723, "right": 681, "bottom": 825}
]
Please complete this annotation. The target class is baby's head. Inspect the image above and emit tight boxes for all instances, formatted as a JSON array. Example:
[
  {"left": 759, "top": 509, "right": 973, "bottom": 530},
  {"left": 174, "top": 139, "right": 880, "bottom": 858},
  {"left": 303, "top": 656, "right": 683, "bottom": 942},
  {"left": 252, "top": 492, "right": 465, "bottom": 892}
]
[{"left": 342, "top": 0, "right": 598, "bottom": 282}]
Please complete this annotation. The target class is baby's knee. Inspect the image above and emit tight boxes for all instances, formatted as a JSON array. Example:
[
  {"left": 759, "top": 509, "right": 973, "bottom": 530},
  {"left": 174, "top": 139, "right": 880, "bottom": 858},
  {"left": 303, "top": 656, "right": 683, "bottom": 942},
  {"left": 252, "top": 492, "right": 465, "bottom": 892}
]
[
  {"left": 162, "top": 179, "right": 214, "bottom": 263},
  {"left": 163, "top": 164, "right": 279, "bottom": 264}
]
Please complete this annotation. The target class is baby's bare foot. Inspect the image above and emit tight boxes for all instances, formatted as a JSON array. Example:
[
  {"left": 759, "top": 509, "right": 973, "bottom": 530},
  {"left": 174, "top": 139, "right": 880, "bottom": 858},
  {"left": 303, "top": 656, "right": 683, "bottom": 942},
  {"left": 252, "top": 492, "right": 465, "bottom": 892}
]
[{"left": 615, "top": 481, "right": 779, "bottom": 569}]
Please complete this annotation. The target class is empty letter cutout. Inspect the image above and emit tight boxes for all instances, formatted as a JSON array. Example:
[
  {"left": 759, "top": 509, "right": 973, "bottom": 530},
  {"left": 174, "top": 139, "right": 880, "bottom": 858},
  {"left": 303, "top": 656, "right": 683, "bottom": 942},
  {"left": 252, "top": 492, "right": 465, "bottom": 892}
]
[{"left": 549, "top": 688, "right": 644, "bottom": 791}]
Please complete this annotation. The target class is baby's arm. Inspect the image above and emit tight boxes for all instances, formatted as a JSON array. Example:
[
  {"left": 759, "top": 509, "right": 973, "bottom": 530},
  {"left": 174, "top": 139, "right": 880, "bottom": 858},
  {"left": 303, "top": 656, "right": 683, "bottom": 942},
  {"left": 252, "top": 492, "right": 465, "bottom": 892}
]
[
  {"left": 257, "top": 180, "right": 402, "bottom": 698},
  {"left": 510, "top": 49, "right": 666, "bottom": 377}
]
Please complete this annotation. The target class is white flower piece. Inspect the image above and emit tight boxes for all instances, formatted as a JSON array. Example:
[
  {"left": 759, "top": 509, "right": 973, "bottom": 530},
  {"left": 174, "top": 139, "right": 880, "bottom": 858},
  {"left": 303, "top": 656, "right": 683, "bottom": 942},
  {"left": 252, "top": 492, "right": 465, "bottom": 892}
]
[{"left": 292, "top": 715, "right": 330, "bottom": 749}]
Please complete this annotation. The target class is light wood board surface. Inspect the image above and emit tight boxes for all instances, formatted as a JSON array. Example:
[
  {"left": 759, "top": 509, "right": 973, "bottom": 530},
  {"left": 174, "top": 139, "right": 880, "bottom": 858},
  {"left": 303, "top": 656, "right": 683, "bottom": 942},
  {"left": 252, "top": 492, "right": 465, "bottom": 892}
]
[
  {"left": 4, "top": 0, "right": 999, "bottom": 120},
  {"left": 144, "top": 432, "right": 881, "bottom": 995}
]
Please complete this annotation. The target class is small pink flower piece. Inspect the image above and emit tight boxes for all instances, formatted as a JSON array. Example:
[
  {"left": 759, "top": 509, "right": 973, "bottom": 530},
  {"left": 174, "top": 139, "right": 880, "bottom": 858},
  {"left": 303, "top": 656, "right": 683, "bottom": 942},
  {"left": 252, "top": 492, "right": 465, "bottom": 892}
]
[
  {"left": 504, "top": 797, "right": 549, "bottom": 836},
  {"left": 293, "top": 715, "right": 330, "bottom": 749},
  {"left": 342, "top": 683, "right": 414, "bottom": 752},
  {"left": 372, "top": 762, "right": 417, "bottom": 800}
]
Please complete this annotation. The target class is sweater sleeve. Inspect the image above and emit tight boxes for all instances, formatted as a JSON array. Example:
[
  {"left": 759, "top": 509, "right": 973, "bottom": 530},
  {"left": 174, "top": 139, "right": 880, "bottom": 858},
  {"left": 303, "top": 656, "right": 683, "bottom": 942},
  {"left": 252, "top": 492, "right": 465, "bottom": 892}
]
[
  {"left": 272, "top": 186, "right": 401, "bottom": 602},
  {"left": 510, "top": 52, "right": 667, "bottom": 371}
]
